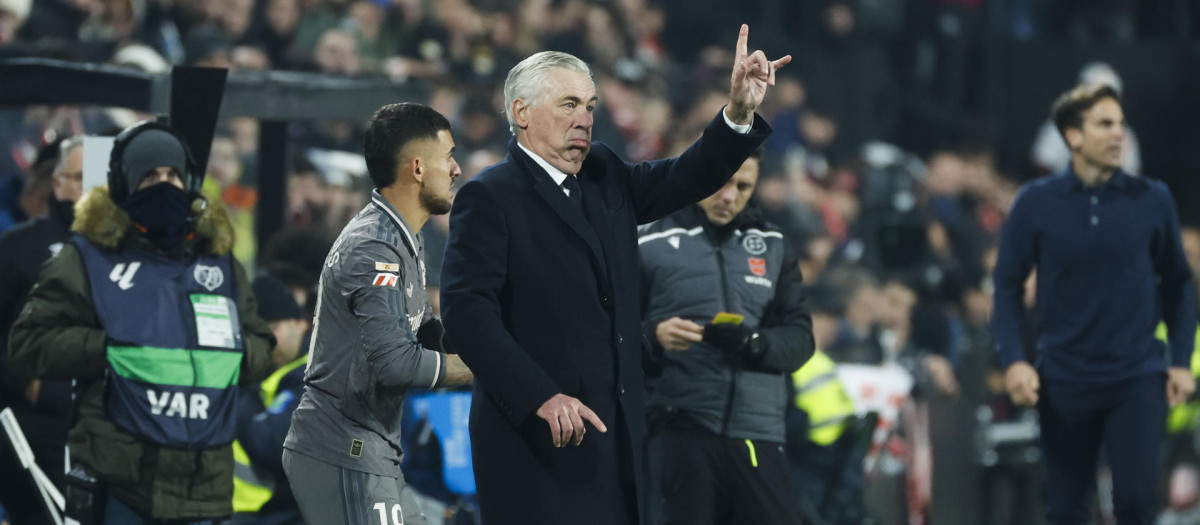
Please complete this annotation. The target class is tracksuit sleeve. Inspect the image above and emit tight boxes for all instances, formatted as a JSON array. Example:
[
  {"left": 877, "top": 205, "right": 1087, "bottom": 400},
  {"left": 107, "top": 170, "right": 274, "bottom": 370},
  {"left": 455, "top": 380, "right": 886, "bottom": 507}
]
[
  {"left": 345, "top": 240, "right": 446, "bottom": 389},
  {"left": 754, "top": 238, "right": 815, "bottom": 372}
]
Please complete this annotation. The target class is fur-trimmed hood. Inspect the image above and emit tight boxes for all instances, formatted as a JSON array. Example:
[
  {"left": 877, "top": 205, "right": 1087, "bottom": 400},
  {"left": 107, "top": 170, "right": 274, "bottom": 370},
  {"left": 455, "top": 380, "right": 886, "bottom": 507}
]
[{"left": 72, "top": 187, "right": 235, "bottom": 256}]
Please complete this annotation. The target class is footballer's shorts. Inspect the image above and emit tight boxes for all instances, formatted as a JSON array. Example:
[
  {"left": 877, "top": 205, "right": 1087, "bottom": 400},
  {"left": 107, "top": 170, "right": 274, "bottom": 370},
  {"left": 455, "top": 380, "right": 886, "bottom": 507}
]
[{"left": 283, "top": 448, "right": 426, "bottom": 525}]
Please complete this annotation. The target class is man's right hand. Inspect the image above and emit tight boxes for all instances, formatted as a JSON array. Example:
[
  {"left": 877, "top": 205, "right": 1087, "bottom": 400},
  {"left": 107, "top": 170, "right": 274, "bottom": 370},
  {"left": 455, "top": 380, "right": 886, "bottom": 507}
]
[
  {"left": 536, "top": 394, "right": 608, "bottom": 447},
  {"left": 656, "top": 317, "right": 704, "bottom": 352},
  {"left": 1004, "top": 361, "right": 1040, "bottom": 406}
]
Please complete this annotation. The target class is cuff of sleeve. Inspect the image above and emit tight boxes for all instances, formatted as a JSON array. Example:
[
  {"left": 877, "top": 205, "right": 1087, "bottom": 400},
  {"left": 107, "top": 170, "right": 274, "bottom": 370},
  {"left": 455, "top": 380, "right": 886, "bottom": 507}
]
[
  {"left": 722, "top": 106, "right": 753, "bottom": 134},
  {"left": 996, "top": 350, "right": 1024, "bottom": 371},
  {"left": 430, "top": 351, "right": 446, "bottom": 388},
  {"left": 643, "top": 318, "right": 665, "bottom": 355},
  {"left": 1171, "top": 343, "right": 1192, "bottom": 368}
]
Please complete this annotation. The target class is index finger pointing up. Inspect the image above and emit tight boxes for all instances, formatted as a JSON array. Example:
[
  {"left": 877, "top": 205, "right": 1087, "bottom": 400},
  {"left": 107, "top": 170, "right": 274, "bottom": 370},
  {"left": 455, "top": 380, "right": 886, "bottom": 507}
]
[{"left": 735, "top": 24, "right": 748, "bottom": 60}]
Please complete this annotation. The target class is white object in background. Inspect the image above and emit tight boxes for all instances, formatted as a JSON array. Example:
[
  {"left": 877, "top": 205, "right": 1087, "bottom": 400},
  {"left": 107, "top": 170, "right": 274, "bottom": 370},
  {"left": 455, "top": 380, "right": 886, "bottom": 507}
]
[
  {"left": 2, "top": 408, "right": 65, "bottom": 525},
  {"left": 82, "top": 136, "right": 115, "bottom": 194},
  {"left": 305, "top": 148, "right": 368, "bottom": 187},
  {"left": 835, "top": 363, "right": 915, "bottom": 475}
]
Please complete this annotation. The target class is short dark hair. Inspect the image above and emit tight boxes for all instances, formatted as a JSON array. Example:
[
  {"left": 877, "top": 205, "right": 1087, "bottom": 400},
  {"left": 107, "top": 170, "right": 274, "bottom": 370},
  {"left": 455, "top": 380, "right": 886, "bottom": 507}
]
[
  {"left": 364, "top": 103, "right": 451, "bottom": 190},
  {"left": 1051, "top": 84, "right": 1121, "bottom": 141}
]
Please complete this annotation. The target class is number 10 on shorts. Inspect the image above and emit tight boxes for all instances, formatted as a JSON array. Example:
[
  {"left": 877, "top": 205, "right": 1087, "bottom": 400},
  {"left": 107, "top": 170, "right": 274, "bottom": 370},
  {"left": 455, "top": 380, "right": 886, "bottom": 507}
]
[{"left": 373, "top": 502, "right": 404, "bottom": 525}]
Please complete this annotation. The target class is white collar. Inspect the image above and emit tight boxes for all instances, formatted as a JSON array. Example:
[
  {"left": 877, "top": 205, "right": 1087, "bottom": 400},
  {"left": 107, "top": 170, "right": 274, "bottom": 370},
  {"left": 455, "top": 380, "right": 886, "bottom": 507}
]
[
  {"left": 371, "top": 190, "right": 418, "bottom": 257},
  {"left": 517, "top": 141, "right": 573, "bottom": 186}
]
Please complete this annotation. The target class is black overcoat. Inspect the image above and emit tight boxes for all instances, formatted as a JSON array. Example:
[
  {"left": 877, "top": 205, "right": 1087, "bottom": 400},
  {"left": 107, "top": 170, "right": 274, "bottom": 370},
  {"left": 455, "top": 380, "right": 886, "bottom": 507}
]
[{"left": 441, "top": 112, "right": 769, "bottom": 524}]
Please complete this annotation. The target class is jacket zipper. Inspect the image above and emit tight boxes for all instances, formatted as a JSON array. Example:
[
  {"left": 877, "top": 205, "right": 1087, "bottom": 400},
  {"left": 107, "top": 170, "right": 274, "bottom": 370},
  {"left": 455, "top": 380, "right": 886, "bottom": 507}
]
[{"left": 715, "top": 244, "right": 738, "bottom": 437}]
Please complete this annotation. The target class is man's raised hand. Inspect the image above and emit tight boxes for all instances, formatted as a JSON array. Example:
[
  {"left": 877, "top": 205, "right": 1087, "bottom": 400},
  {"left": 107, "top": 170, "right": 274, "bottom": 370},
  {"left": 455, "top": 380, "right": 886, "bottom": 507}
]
[{"left": 726, "top": 24, "right": 792, "bottom": 126}]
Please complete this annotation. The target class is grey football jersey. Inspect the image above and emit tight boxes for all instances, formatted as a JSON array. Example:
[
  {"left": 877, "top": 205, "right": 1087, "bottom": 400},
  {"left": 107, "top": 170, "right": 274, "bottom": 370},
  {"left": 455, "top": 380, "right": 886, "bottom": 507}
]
[{"left": 284, "top": 190, "right": 446, "bottom": 477}]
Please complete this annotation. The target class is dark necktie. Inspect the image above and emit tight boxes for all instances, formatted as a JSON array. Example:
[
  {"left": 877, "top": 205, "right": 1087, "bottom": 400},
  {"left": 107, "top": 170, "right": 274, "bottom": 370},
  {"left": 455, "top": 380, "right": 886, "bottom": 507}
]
[{"left": 562, "top": 175, "right": 583, "bottom": 209}]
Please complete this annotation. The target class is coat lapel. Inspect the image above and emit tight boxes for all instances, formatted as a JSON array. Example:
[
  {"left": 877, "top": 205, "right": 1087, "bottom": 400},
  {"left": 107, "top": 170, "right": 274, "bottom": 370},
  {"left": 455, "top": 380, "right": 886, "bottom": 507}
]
[
  {"left": 509, "top": 140, "right": 610, "bottom": 281},
  {"left": 580, "top": 172, "right": 616, "bottom": 279}
]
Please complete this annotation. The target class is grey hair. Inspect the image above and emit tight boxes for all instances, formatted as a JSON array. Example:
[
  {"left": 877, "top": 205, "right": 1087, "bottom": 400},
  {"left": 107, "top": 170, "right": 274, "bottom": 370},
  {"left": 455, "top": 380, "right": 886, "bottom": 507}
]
[
  {"left": 53, "top": 136, "right": 85, "bottom": 175},
  {"left": 503, "top": 51, "right": 592, "bottom": 135}
]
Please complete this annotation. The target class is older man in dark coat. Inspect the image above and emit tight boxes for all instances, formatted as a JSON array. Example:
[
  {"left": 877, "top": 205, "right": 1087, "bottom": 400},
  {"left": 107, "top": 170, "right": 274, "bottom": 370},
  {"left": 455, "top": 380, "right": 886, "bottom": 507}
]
[{"left": 441, "top": 25, "right": 790, "bottom": 524}]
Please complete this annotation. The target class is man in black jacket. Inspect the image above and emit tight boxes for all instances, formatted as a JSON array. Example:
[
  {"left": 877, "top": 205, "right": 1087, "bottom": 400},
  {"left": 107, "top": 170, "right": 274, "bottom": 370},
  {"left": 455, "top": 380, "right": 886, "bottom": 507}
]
[
  {"left": 639, "top": 150, "right": 814, "bottom": 525},
  {"left": 0, "top": 136, "right": 80, "bottom": 525}
]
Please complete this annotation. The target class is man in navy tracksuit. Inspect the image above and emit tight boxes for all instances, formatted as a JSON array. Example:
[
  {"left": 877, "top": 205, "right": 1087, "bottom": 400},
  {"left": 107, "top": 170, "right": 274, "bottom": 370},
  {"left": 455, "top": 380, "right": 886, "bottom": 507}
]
[{"left": 992, "top": 83, "right": 1198, "bottom": 524}]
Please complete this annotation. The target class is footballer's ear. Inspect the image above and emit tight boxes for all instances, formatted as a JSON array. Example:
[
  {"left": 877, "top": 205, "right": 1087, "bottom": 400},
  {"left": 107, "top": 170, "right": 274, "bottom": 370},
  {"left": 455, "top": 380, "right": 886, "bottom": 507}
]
[
  {"left": 395, "top": 151, "right": 422, "bottom": 184},
  {"left": 411, "top": 157, "right": 425, "bottom": 183}
]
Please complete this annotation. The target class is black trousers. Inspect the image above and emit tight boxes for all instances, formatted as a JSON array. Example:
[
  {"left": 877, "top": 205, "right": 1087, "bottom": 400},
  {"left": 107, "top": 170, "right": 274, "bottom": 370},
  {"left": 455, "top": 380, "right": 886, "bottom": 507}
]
[
  {"left": 654, "top": 429, "right": 802, "bottom": 525},
  {"left": 1038, "top": 373, "right": 1166, "bottom": 525}
]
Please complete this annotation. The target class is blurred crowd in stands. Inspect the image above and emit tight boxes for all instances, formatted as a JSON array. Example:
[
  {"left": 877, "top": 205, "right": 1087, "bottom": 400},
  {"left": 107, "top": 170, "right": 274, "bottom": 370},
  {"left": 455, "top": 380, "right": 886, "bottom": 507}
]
[{"left": 3, "top": 0, "right": 1200, "bottom": 523}]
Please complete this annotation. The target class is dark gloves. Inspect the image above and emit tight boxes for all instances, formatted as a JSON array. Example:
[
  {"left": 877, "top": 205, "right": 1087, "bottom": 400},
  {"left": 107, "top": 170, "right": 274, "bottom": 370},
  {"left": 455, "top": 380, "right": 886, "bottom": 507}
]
[
  {"left": 417, "top": 318, "right": 458, "bottom": 354},
  {"left": 703, "top": 323, "right": 765, "bottom": 362}
]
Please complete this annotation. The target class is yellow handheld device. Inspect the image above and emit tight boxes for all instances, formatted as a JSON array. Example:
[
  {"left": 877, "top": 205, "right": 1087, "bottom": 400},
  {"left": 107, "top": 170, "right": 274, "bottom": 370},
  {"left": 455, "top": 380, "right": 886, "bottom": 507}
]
[{"left": 711, "top": 312, "right": 744, "bottom": 325}]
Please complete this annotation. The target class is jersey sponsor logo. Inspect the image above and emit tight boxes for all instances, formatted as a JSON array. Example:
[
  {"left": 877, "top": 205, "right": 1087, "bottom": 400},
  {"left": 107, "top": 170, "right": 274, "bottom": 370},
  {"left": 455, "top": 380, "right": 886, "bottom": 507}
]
[
  {"left": 748, "top": 257, "right": 767, "bottom": 276},
  {"left": 744, "top": 275, "right": 773, "bottom": 288},
  {"left": 109, "top": 261, "right": 142, "bottom": 290},
  {"left": 373, "top": 273, "right": 398, "bottom": 287},
  {"left": 406, "top": 282, "right": 414, "bottom": 297},
  {"left": 194, "top": 264, "right": 225, "bottom": 291},
  {"left": 408, "top": 314, "right": 421, "bottom": 332},
  {"left": 376, "top": 261, "right": 399, "bottom": 272},
  {"left": 326, "top": 251, "right": 340, "bottom": 267},
  {"left": 147, "top": 389, "right": 210, "bottom": 419},
  {"left": 742, "top": 234, "right": 767, "bottom": 255}
]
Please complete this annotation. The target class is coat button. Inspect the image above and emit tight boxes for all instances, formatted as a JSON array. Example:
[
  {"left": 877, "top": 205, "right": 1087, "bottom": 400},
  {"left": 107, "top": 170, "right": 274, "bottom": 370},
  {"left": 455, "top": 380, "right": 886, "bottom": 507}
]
[
  {"left": 619, "top": 384, "right": 626, "bottom": 395},
  {"left": 617, "top": 334, "right": 624, "bottom": 344},
  {"left": 601, "top": 295, "right": 612, "bottom": 308}
]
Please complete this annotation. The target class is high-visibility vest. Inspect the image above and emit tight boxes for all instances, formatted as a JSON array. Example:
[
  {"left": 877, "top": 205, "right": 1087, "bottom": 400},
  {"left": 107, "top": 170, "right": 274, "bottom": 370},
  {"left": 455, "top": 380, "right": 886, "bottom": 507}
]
[
  {"left": 791, "top": 350, "right": 856, "bottom": 446},
  {"left": 232, "top": 356, "right": 306, "bottom": 513},
  {"left": 1157, "top": 323, "right": 1200, "bottom": 434}
]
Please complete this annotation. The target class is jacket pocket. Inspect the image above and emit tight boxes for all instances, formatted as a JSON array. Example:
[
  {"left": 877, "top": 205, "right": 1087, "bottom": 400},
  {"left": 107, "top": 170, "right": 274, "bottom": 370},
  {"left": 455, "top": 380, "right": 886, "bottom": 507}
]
[
  {"left": 73, "top": 422, "right": 145, "bottom": 485},
  {"left": 734, "top": 370, "right": 787, "bottom": 419}
]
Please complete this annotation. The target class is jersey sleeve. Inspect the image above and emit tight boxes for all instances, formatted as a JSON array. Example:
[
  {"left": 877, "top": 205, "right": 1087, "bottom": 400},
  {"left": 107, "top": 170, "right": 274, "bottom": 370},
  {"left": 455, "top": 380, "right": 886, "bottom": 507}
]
[{"left": 341, "top": 238, "right": 445, "bottom": 389}]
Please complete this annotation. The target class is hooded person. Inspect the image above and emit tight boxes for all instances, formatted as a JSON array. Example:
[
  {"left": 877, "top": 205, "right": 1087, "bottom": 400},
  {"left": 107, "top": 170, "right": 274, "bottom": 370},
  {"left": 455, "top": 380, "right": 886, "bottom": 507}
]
[{"left": 8, "top": 120, "right": 276, "bottom": 524}]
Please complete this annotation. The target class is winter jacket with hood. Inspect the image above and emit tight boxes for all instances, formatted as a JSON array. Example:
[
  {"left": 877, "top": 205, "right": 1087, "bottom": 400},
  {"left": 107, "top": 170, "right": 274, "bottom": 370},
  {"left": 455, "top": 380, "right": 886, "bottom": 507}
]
[{"left": 8, "top": 187, "right": 275, "bottom": 520}]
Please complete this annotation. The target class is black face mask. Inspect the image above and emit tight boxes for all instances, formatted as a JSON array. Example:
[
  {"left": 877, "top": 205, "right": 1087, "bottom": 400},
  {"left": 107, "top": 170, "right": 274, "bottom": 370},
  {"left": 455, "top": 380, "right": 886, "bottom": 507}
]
[{"left": 120, "top": 184, "right": 193, "bottom": 250}]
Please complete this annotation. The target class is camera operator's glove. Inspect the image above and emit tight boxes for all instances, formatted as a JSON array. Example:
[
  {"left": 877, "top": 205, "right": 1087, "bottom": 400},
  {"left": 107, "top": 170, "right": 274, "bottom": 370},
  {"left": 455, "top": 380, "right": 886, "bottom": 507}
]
[{"left": 702, "top": 323, "right": 765, "bottom": 362}]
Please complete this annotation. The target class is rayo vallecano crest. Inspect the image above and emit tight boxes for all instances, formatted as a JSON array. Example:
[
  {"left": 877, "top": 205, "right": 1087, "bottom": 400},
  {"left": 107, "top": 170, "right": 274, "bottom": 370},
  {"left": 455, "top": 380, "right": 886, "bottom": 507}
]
[{"left": 194, "top": 264, "right": 225, "bottom": 292}]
